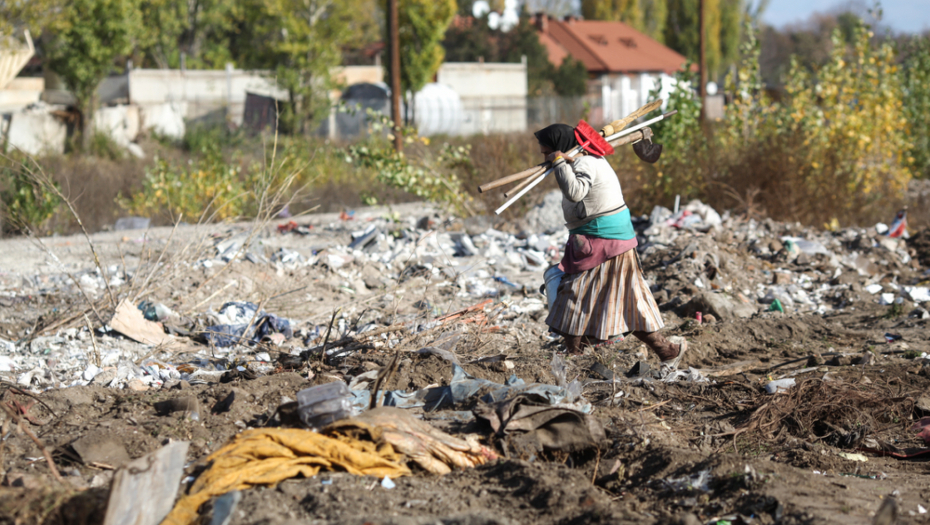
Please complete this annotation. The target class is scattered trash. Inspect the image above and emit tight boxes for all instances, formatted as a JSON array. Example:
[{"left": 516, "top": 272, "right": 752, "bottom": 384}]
[
  {"left": 110, "top": 300, "right": 175, "bottom": 346},
  {"left": 162, "top": 428, "right": 410, "bottom": 525},
  {"left": 474, "top": 394, "right": 605, "bottom": 451},
  {"left": 203, "top": 302, "right": 292, "bottom": 347},
  {"left": 208, "top": 491, "right": 242, "bottom": 525},
  {"left": 104, "top": 441, "right": 189, "bottom": 525},
  {"left": 71, "top": 431, "right": 131, "bottom": 468},
  {"left": 836, "top": 452, "right": 868, "bottom": 462},
  {"left": 381, "top": 476, "right": 396, "bottom": 489},
  {"left": 764, "top": 378, "right": 796, "bottom": 393},
  {"left": 296, "top": 382, "right": 354, "bottom": 430}
]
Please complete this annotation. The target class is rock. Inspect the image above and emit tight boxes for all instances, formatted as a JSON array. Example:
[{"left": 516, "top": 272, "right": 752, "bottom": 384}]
[
  {"left": 72, "top": 431, "right": 131, "bottom": 468},
  {"left": 773, "top": 271, "right": 792, "bottom": 285},
  {"left": 154, "top": 396, "right": 201, "bottom": 421},
  {"left": 127, "top": 379, "right": 149, "bottom": 392},
  {"left": 212, "top": 388, "right": 248, "bottom": 414},
  {"left": 523, "top": 190, "right": 564, "bottom": 234},
  {"left": 91, "top": 368, "right": 118, "bottom": 386},
  {"left": 361, "top": 264, "right": 386, "bottom": 290},
  {"left": 679, "top": 291, "right": 756, "bottom": 320},
  {"left": 3, "top": 472, "right": 43, "bottom": 489}
]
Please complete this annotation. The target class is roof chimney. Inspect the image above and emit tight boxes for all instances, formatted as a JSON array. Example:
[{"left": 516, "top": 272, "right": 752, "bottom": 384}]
[{"left": 534, "top": 12, "right": 547, "bottom": 31}]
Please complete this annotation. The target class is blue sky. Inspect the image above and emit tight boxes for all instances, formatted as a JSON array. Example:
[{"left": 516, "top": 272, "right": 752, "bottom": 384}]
[{"left": 761, "top": 0, "right": 930, "bottom": 33}]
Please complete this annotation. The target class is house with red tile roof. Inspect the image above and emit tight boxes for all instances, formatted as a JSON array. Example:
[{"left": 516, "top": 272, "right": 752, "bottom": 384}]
[{"left": 534, "top": 13, "right": 687, "bottom": 124}]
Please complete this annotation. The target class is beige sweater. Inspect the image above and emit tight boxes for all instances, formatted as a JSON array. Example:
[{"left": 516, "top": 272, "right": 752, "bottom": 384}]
[{"left": 553, "top": 155, "right": 626, "bottom": 230}]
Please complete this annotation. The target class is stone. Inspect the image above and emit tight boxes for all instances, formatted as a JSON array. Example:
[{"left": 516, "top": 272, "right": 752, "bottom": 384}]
[
  {"left": 679, "top": 291, "right": 756, "bottom": 320},
  {"left": 5, "top": 107, "right": 67, "bottom": 155},
  {"left": 773, "top": 271, "right": 792, "bottom": 285},
  {"left": 523, "top": 190, "right": 564, "bottom": 234},
  {"left": 127, "top": 379, "right": 149, "bottom": 392}
]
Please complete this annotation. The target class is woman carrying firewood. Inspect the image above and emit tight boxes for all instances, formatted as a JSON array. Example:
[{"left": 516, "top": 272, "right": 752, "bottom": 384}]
[{"left": 535, "top": 123, "right": 687, "bottom": 369}]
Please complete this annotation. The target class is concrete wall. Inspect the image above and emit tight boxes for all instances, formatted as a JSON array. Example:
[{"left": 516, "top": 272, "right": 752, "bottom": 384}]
[
  {"left": 0, "top": 77, "right": 44, "bottom": 112},
  {"left": 437, "top": 62, "right": 527, "bottom": 135},
  {"left": 126, "top": 68, "right": 288, "bottom": 126},
  {"left": 600, "top": 72, "right": 675, "bottom": 125}
]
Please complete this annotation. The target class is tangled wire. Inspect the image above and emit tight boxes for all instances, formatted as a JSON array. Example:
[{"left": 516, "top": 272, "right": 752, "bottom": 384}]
[{"left": 727, "top": 379, "right": 918, "bottom": 450}]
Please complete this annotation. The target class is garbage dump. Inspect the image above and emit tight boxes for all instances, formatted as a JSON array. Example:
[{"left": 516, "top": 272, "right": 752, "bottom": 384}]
[{"left": 0, "top": 197, "right": 928, "bottom": 524}]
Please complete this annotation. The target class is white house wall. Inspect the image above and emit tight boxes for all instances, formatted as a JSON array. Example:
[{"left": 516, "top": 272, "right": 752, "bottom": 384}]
[{"left": 436, "top": 62, "right": 527, "bottom": 135}]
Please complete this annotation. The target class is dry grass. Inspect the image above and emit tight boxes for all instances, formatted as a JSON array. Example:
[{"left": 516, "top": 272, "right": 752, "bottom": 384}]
[
  {"left": 727, "top": 379, "right": 920, "bottom": 450},
  {"left": 3, "top": 129, "right": 927, "bottom": 237}
]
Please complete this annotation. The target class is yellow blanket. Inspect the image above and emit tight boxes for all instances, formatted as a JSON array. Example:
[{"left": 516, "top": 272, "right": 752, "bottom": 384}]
[{"left": 161, "top": 426, "right": 410, "bottom": 525}]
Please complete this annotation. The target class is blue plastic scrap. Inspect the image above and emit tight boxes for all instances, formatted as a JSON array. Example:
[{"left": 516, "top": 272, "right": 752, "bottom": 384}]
[
  {"left": 203, "top": 301, "right": 293, "bottom": 347},
  {"left": 350, "top": 364, "right": 590, "bottom": 413}
]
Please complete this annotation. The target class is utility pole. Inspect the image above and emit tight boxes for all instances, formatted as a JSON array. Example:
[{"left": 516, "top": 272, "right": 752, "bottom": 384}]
[
  {"left": 388, "top": 0, "right": 403, "bottom": 151},
  {"left": 698, "top": 0, "right": 707, "bottom": 121}
]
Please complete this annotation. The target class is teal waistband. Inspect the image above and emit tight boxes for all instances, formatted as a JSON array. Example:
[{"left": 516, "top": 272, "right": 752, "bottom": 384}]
[{"left": 568, "top": 208, "right": 636, "bottom": 240}]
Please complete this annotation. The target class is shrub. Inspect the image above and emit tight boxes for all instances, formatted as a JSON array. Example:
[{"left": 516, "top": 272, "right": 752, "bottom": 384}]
[
  {"left": 345, "top": 110, "right": 474, "bottom": 216},
  {"left": 118, "top": 148, "right": 253, "bottom": 222},
  {"left": 0, "top": 156, "right": 62, "bottom": 235}
]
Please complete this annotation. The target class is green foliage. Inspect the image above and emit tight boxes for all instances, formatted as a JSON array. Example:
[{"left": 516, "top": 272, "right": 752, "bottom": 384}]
[
  {"left": 388, "top": 0, "right": 457, "bottom": 123},
  {"left": 664, "top": 0, "right": 741, "bottom": 79},
  {"left": 345, "top": 109, "right": 473, "bottom": 215},
  {"left": 640, "top": 65, "right": 705, "bottom": 201},
  {"left": 135, "top": 0, "right": 238, "bottom": 69},
  {"left": 581, "top": 0, "right": 667, "bottom": 42},
  {"left": 442, "top": 12, "right": 581, "bottom": 96},
  {"left": 0, "top": 158, "right": 61, "bottom": 235},
  {"left": 631, "top": 18, "right": 912, "bottom": 226},
  {"left": 901, "top": 36, "right": 930, "bottom": 179},
  {"left": 119, "top": 148, "right": 251, "bottom": 222},
  {"left": 88, "top": 132, "right": 124, "bottom": 160},
  {"left": 44, "top": 0, "right": 139, "bottom": 149},
  {"left": 550, "top": 57, "right": 588, "bottom": 97},
  {"left": 182, "top": 124, "right": 244, "bottom": 154}
]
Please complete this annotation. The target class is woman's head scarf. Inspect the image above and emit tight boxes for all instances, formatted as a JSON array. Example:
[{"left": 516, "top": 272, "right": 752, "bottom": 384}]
[{"left": 534, "top": 123, "right": 578, "bottom": 153}]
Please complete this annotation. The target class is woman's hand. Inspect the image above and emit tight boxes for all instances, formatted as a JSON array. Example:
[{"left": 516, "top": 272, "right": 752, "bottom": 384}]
[{"left": 546, "top": 151, "right": 573, "bottom": 163}]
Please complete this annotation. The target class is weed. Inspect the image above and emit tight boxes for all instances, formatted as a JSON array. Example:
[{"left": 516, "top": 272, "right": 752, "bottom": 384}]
[
  {"left": 87, "top": 132, "right": 124, "bottom": 160},
  {"left": 0, "top": 156, "right": 62, "bottom": 235},
  {"left": 883, "top": 303, "right": 905, "bottom": 319}
]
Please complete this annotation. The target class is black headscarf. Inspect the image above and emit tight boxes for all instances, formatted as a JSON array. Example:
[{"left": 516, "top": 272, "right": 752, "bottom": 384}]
[{"left": 534, "top": 123, "right": 578, "bottom": 153}]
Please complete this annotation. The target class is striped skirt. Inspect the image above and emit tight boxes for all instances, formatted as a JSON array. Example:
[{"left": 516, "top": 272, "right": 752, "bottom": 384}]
[{"left": 546, "top": 249, "right": 664, "bottom": 340}]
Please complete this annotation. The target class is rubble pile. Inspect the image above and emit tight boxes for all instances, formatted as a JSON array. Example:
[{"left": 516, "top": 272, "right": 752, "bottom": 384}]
[{"left": 0, "top": 192, "right": 927, "bottom": 392}]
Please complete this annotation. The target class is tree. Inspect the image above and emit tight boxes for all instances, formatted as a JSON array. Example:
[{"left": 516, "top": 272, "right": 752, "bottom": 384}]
[
  {"left": 550, "top": 57, "right": 588, "bottom": 96},
  {"left": 580, "top": 0, "right": 667, "bottom": 42},
  {"left": 663, "top": 0, "right": 743, "bottom": 80},
  {"left": 388, "top": 0, "right": 457, "bottom": 127},
  {"left": 45, "top": 0, "right": 139, "bottom": 150},
  {"left": 443, "top": 11, "right": 571, "bottom": 96},
  {"left": 135, "top": 0, "right": 238, "bottom": 69},
  {"left": 232, "top": 0, "right": 366, "bottom": 133},
  {"left": 901, "top": 36, "right": 930, "bottom": 179},
  {"left": 0, "top": 0, "right": 62, "bottom": 37}
]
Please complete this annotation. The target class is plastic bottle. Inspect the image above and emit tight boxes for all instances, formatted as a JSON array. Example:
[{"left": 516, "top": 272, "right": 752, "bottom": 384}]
[{"left": 296, "top": 382, "right": 354, "bottom": 430}]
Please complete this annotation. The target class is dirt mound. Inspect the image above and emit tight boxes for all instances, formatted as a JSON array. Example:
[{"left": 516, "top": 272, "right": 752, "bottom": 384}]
[{"left": 907, "top": 228, "right": 930, "bottom": 268}]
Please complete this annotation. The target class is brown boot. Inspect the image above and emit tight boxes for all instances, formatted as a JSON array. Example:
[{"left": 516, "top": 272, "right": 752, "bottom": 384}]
[
  {"left": 563, "top": 335, "right": 584, "bottom": 355},
  {"left": 633, "top": 331, "right": 687, "bottom": 367}
]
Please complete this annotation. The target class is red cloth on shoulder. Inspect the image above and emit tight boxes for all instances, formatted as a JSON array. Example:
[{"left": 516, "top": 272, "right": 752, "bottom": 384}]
[{"left": 558, "top": 234, "right": 638, "bottom": 274}]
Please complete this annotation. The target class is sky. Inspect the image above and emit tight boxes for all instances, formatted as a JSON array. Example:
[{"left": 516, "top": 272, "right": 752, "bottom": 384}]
[{"left": 761, "top": 0, "right": 930, "bottom": 34}]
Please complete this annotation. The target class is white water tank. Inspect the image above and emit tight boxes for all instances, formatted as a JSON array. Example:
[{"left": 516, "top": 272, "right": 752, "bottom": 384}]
[{"left": 412, "top": 83, "right": 463, "bottom": 136}]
